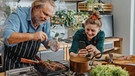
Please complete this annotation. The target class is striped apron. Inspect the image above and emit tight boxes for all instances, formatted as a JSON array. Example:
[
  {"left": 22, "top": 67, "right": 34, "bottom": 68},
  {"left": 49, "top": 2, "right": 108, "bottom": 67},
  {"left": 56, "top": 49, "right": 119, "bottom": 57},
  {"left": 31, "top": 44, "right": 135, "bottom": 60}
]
[{"left": 3, "top": 21, "right": 41, "bottom": 71}]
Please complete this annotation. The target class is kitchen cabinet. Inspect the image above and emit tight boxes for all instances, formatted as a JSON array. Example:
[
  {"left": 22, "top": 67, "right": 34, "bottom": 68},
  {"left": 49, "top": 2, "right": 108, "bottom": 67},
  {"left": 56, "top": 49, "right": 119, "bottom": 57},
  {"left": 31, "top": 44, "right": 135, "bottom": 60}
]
[
  {"left": 104, "top": 37, "right": 123, "bottom": 54},
  {"left": 38, "top": 48, "right": 66, "bottom": 61},
  {"left": 38, "top": 42, "right": 68, "bottom": 61}
]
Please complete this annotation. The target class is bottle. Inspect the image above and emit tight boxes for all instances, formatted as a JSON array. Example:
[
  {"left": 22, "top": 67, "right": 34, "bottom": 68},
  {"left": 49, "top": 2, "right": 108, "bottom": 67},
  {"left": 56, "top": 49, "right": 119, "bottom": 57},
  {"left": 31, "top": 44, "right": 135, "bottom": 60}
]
[{"left": 48, "top": 40, "right": 58, "bottom": 52}]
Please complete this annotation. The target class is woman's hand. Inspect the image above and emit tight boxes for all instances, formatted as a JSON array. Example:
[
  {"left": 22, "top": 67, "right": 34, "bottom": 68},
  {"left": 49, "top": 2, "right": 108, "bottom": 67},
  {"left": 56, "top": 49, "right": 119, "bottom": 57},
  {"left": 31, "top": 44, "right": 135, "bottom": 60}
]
[
  {"left": 78, "top": 49, "right": 88, "bottom": 57},
  {"left": 86, "top": 44, "right": 100, "bottom": 54}
]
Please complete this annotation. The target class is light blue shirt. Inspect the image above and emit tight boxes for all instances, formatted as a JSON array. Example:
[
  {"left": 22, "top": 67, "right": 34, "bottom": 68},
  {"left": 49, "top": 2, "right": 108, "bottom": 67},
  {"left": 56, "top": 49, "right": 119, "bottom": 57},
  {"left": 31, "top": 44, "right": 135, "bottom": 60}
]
[{"left": 3, "top": 7, "right": 52, "bottom": 46}]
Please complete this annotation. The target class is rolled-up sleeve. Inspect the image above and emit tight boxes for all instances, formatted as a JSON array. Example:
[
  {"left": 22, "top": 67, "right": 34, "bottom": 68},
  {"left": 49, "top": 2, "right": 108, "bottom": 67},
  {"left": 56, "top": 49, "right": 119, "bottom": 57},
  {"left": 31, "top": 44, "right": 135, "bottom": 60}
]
[{"left": 3, "top": 12, "right": 20, "bottom": 46}]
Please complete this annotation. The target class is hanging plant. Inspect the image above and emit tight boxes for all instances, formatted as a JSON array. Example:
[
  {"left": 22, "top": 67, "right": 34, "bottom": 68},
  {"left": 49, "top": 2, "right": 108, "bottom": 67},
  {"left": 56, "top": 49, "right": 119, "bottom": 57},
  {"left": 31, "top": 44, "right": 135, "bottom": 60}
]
[{"left": 86, "top": 0, "right": 104, "bottom": 11}]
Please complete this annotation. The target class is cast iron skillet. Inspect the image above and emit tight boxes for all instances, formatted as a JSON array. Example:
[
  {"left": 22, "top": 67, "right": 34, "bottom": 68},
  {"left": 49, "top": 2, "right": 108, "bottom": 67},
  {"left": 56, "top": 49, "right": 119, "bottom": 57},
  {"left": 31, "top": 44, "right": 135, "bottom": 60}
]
[{"left": 21, "top": 58, "right": 69, "bottom": 76}]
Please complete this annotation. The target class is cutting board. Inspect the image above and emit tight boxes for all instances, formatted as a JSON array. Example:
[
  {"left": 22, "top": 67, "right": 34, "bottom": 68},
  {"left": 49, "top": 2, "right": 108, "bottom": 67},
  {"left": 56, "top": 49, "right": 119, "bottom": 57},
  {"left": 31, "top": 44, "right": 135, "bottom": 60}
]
[{"left": 113, "top": 56, "right": 135, "bottom": 76}]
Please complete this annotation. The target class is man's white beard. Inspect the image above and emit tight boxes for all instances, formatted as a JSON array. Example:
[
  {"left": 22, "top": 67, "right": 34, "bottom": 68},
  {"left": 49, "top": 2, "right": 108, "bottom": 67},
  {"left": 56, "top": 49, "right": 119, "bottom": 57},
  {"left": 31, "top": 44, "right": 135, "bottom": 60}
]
[
  {"left": 35, "top": 17, "right": 44, "bottom": 26},
  {"left": 34, "top": 12, "right": 44, "bottom": 26}
]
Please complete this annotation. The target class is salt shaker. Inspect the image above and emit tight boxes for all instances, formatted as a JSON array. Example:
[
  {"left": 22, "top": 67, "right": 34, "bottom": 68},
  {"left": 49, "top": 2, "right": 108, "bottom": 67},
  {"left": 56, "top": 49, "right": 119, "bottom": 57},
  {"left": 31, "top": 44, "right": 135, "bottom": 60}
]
[{"left": 48, "top": 40, "right": 58, "bottom": 52}]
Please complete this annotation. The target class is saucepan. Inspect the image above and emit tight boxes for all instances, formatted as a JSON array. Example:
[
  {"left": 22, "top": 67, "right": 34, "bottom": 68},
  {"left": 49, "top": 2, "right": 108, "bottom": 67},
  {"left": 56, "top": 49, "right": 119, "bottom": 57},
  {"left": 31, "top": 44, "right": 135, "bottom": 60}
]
[
  {"left": 70, "top": 48, "right": 115, "bottom": 74},
  {"left": 70, "top": 52, "right": 102, "bottom": 73}
]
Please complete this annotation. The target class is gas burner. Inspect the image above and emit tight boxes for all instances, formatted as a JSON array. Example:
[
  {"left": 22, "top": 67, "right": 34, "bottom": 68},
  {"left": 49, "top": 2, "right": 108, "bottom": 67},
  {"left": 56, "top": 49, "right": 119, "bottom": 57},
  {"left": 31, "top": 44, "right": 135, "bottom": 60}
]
[
  {"left": 74, "top": 73, "right": 90, "bottom": 76},
  {"left": 62, "top": 71, "right": 91, "bottom": 76},
  {"left": 6, "top": 66, "right": 42, "bottom": 76},
  {"left": 6, "top": 66, "right": 69, "bottom": 76}
]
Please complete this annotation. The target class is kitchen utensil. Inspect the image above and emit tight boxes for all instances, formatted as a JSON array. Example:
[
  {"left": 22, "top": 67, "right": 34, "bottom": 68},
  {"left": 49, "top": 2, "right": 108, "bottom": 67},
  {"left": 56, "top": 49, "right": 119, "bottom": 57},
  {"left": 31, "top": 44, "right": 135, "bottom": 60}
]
[
  {"left": 21, "top": 58, "right": 39, "bottom": 64},
  {"left": 70, "top": 56, "right": 91, "bottom": 73},
  {"left": 70, "top": 48, "right": 115, "bottom": 73},
  {"left": 20, "top": 57, "right": 69, "bottom": 76},
  {"left": 70, "top": 51, "right": 102, "bottom": 73},
  {"left": 108, "top": 53, "right": 113, "bottom": 63}
]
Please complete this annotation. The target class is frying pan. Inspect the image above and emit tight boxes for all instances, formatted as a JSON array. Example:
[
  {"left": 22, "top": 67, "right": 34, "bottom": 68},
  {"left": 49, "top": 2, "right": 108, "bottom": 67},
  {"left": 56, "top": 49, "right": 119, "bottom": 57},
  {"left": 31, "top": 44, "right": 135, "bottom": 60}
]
[{"left": 21, "top": 56, "right": 69, "bottom": 76}]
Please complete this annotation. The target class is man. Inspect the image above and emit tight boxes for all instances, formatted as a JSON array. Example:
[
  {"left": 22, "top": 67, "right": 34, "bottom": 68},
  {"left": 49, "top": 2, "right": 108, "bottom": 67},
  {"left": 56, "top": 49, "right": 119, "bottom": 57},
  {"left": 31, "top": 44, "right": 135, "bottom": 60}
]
[{"left": 3, "top": 0, "right": 59, "bottom": 70}]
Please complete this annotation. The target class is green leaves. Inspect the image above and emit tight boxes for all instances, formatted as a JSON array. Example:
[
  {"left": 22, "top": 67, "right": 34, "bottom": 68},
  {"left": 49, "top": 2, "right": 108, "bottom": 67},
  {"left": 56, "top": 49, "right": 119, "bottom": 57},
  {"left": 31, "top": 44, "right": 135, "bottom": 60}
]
[
  {"left": 90, "top": 64, "right": 129, "bottom": 76},
  {"left": 55, "top": 32, "right": 59, "bottom": 38},
  {"left": 86, "top": 0, "right": 104, "bottom": 12},
  {"left": 51, "top": 9, "right": 88, "bottom": 28}
]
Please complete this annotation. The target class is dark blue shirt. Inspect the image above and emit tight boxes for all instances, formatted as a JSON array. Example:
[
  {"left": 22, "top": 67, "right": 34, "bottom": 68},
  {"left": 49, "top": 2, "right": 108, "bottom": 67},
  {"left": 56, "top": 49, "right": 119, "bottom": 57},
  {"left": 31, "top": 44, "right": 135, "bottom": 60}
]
[{"left": 70, "top": 28, "right": 105, "bottom": 54}]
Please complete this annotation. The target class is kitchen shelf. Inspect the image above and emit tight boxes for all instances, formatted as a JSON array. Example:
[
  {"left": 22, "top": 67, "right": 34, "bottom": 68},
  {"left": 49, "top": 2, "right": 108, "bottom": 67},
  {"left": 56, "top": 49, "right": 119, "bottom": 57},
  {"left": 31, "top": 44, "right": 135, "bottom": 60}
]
[
  {"left": 65, "top": 0, "right": 85, "bottom": 2},
  {"left": 78, "top": 1, "right": 112, "bottom": 12}
]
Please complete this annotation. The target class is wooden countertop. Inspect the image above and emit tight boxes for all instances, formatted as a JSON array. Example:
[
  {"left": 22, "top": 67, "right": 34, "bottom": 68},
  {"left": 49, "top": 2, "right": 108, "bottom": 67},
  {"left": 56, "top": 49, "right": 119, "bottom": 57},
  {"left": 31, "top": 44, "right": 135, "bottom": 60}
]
[
  {"left": 97, "top": 53, "right": 135, "bottom": 76},
  {"left": 38, "top": 37, "right": 122, "bottom": 51},
  {"left": 1, "top": 53, "right": 134, "bottom": 76},
  {"left": 0, "top": 72, "right": 5, "bottom": 76}
]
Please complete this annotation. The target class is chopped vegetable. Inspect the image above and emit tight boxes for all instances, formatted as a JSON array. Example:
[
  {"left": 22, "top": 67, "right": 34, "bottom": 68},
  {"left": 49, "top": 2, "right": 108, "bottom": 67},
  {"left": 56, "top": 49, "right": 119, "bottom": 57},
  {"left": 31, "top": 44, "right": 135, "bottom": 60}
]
[{"left": 90, "top": 64, "right": 129, "bottom": 76}]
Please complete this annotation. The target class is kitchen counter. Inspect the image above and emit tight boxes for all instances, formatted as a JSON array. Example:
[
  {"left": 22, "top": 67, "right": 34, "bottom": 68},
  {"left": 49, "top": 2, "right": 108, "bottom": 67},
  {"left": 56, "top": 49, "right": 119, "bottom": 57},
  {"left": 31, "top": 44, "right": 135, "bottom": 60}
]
[
  {"left": 97, "top": 53, "right": 135, "bottom": 76},
  {"left": 38, "top": 41, "right": 69, "bottom": 51},
  {"left": 1, "top": 53, "right": 135, "bottom": 76},
  {"left": 0, "top": 72, "right": 5, "bottom": 76}
]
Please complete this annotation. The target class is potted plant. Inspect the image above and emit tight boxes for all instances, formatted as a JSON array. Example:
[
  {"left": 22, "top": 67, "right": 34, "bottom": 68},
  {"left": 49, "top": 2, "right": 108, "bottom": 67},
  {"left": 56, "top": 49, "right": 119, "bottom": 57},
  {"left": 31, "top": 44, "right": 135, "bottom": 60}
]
[
  {"left": 51, "top": 9, "right": 89, "bottom": 30},
  {"left": 51, "top": 9, "right": 89, "bottom": 39}
]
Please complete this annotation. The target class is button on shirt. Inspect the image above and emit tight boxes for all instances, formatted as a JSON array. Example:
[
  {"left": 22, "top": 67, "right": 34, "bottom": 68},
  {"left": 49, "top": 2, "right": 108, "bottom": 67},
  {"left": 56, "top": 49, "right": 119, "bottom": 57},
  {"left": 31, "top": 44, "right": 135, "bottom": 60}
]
[
  {"left": 3, "top": 7, "right": 52, "bottom": 46},
  {"left": 69, "top": 28, "right": 105, "bottom": 54}
]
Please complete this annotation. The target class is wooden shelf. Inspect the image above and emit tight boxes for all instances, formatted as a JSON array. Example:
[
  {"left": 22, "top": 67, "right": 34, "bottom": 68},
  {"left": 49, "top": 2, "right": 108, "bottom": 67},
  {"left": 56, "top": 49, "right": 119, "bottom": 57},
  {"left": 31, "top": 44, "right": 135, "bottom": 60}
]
[
  {"left": 104, "top": 37, "right": 123, "bottom": 54},
  {"left": 65, "top": 0, "right": 85, "bottom": 2},
  {"left": 78, "top": 1, "right": 112, "bottom": 12}
]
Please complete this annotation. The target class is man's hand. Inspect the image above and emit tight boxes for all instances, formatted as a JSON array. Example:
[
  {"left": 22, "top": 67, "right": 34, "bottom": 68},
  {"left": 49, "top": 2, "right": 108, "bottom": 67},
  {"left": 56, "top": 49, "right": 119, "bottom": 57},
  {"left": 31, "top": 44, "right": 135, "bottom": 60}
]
[{"left": 32, "top": 31, "right": 48, "bottom": 42}]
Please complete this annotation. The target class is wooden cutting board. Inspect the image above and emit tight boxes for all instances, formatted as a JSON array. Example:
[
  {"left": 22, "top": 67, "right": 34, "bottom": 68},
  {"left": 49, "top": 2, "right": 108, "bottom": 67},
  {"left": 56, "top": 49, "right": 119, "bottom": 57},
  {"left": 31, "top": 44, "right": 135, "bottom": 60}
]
[{"left": 113, "top": 56, "right": 135, "bottom": 76}]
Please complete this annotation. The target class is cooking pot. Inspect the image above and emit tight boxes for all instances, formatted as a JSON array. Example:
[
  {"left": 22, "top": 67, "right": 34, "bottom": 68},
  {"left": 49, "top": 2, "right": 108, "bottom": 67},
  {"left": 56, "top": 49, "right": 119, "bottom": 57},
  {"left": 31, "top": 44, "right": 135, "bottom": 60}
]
[
  {"left": 70, "top": 52, "right": 102, "bottom": 73},
  {"left": 70, "top": 56, "right": 91, "bottom": 73}
]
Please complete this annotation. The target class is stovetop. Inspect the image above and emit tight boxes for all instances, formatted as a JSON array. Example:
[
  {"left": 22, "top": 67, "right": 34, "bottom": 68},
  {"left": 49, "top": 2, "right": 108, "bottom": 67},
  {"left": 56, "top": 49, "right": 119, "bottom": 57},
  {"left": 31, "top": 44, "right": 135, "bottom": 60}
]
[
  {"left": 5, "top": 60, "right": 91, "bottom": 76},
  {"left": 6, "top": 66, "right": 91, "bottom": 76},
  {"left": 6, "top": 66, "right": 41, "bottom": 76}
]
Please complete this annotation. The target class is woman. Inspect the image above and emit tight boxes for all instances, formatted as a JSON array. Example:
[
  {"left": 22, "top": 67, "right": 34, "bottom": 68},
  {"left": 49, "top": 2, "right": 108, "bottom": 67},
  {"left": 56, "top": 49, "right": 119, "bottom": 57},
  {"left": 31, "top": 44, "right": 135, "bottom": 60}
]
[{"left": 69, "top": 11, "right": 105, "bottom": 58}]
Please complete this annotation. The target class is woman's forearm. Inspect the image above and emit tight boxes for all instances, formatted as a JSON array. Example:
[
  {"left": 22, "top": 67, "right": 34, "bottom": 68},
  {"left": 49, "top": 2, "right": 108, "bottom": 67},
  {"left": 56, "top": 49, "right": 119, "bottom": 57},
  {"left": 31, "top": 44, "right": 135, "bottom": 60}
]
[{"left": 70, "top": 52, "right": 78, "bottom": 58}]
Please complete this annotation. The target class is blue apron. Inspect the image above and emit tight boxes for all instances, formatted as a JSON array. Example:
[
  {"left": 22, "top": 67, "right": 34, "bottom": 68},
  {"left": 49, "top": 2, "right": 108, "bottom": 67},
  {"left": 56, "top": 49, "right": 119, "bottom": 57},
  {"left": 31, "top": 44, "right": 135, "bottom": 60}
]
[{"left": 3, "top": 21, "right": 41, "bottom": 71}]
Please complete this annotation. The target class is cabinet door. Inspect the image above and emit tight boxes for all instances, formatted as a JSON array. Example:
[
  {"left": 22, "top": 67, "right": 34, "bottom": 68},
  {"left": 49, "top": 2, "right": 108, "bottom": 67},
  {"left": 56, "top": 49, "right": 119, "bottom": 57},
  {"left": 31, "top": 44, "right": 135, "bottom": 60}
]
[{"left": 40, "top": 48, "right": 65, "bottom": 61}]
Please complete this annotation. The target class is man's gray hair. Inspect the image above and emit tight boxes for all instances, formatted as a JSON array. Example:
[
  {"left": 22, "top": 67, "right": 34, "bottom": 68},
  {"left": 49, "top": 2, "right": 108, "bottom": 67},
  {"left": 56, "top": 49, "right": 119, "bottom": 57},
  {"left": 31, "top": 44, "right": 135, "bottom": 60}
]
[{"left": 32, "top": 0, "right": 55, "bottom": 8}]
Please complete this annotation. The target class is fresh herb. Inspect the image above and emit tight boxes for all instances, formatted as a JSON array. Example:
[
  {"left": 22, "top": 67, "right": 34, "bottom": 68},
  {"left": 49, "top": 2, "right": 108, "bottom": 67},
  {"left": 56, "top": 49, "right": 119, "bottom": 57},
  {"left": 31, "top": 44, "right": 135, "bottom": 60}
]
[{"left": 90, "top": 64, "right": 129, "bottom": 76}]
